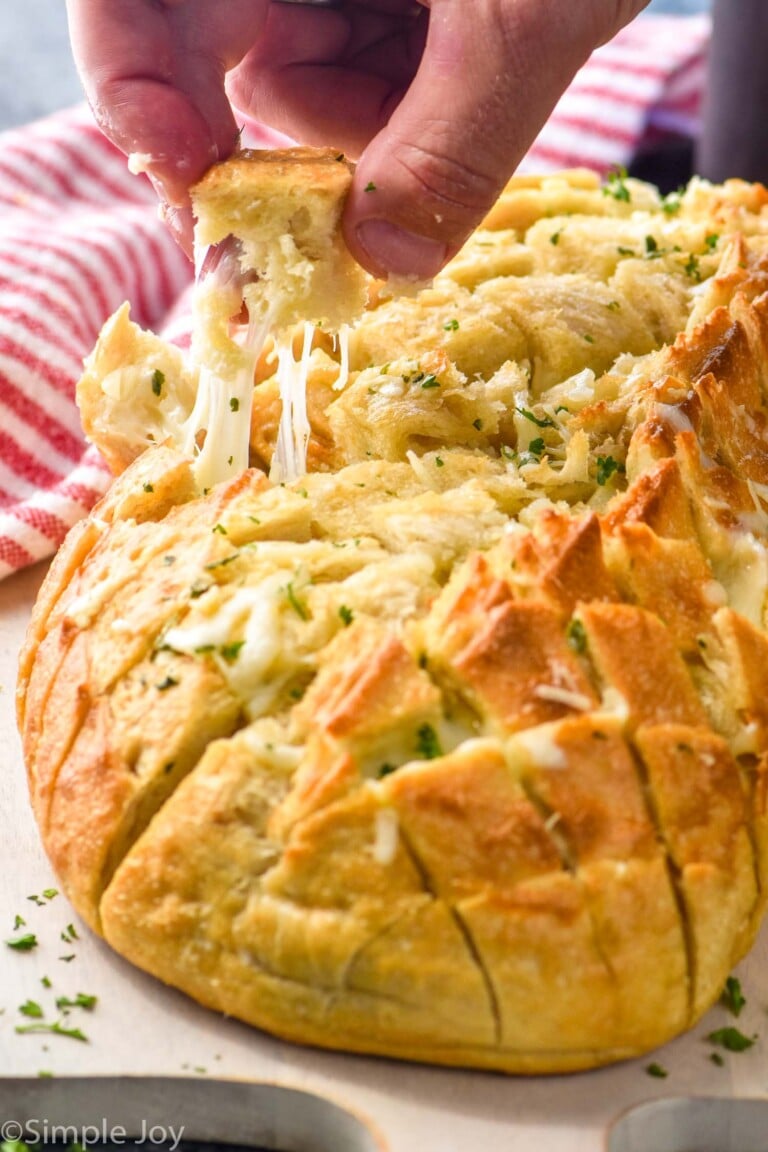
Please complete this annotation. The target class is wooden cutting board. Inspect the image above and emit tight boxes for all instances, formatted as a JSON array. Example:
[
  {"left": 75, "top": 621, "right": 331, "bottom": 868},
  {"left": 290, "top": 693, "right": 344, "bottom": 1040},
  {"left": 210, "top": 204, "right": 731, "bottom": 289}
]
[{"left": 2, "top": 563, "right": 766, "bottom": 1152}]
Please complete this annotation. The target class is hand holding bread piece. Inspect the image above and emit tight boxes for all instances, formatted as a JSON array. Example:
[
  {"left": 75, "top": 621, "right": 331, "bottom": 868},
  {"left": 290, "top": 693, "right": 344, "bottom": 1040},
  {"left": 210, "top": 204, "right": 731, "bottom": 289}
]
[{"left": 22, "top": 155, "right": 768, "bottom": 1072}]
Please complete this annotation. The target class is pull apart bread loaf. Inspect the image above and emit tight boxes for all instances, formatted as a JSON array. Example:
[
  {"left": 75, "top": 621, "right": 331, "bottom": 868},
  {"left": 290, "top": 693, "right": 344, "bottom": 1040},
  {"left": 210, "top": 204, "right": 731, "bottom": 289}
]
[{"left": 18, "top": 153, "right": 768, "bottom": 1072}]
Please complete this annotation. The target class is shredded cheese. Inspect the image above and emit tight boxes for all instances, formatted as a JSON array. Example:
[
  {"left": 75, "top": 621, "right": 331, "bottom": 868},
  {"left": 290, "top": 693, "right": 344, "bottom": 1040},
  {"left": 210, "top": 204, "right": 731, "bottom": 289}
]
[{"left": 534, "top": 684, "right": 593, "bottom": 711}]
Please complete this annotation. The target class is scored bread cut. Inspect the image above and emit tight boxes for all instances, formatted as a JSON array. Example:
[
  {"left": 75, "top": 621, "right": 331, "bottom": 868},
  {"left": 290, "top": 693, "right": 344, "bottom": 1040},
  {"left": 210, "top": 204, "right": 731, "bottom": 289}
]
[{"left": 19, "top": 158, "right": 768, "bottom": 1073}]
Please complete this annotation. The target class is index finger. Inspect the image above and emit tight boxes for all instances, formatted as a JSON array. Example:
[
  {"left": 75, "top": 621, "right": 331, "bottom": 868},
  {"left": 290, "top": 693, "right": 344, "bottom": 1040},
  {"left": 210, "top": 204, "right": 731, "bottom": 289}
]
[{"left": 65, "top": 0, "right": 269, "bottom": 204}]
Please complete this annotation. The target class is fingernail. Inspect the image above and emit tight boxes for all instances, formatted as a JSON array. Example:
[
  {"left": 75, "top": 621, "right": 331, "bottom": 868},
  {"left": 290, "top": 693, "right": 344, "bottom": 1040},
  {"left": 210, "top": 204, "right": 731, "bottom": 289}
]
[
  {"left": 356, "top": 220, "right": 447, "bottom": 279},
  {"left": 159, "top": 202, "right": 194, "bottom": 259}
]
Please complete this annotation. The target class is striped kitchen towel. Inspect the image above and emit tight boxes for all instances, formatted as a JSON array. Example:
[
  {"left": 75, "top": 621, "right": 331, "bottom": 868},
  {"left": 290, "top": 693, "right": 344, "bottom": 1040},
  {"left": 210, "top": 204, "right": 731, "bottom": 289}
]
[{"left": 0, "top": 12, "right": 711, "bottom": 580}]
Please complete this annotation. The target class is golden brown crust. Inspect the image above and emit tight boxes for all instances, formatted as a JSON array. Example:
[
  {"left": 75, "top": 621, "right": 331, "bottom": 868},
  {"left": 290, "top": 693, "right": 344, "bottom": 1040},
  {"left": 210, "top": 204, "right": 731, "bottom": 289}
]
[{"left": 21, "top": 167, "right": 768, "bottom": 1073}]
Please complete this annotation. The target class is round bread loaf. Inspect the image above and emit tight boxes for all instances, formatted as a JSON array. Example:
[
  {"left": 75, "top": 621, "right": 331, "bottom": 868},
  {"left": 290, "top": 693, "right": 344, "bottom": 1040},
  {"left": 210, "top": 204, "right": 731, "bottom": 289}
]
[{"left": 17, "top": 169, "right": 768, "bottom": 1072}]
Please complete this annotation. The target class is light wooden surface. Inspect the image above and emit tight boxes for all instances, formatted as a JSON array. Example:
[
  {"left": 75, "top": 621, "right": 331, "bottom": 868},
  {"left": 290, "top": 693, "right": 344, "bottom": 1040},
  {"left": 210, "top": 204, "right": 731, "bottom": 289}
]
[{"left": 1, "top": 562, "right": 766, "bottom": 1152}]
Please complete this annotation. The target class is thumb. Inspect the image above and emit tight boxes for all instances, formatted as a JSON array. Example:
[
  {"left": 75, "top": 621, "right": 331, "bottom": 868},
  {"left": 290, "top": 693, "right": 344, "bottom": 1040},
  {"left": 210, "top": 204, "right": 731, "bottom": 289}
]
[{"left": 344, "top": 0, "right": 648, "bottom": 279}]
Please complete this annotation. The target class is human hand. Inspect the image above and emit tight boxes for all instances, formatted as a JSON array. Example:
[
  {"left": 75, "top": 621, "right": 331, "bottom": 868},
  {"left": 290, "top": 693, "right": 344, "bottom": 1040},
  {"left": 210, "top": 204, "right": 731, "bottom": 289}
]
[{"left": 66, "top": 0, "right": 650, "bottom": 278}]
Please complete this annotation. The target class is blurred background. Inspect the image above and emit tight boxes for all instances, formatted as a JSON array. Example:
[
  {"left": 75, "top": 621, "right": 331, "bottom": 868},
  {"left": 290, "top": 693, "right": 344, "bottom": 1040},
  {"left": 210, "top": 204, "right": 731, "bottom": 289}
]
[{"left": 0, "top": 0, "right": 713, "bottom": 132}]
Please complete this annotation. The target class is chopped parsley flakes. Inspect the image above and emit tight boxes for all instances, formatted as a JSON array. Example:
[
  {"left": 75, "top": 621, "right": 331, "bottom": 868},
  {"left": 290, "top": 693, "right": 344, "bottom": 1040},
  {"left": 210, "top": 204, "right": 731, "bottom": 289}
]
[
  {"left": 706, "top": 1026, "right": 756, "bottom": 1052},
  {"left": 55, "top": 992, "right": 97, "bottom": 1011},
  {"left": 596, "top": 455, "right": 623, "bottom": 486},
  {"left": 661, "top": 188, "right": 683, "bottom": 216},
  {"left": 566, "top": 619, "right": 587, "bottom": 654},
  {"left": 721, "top": 975, "right": 746, "bottom": 1017},
  {"left": 6, "top": 933, "right": 38, "bottom": 951},
  {"left": 220, "top": 641, "right": 245, "bottom": 663},
  {"left": 603, "top": 166, "right": 631, "bottom": 203},
  {"left": 285, "top": 581, "right": 309, "bottom": 620},
  {"left": 415, "top": 724, "right": 442, "bottom": 760},
  {"left": 684, "top": 253, "right": 702, "bottom": 281},
  {"left": 517, "top": 406, "right": 555, "bottom": 429}
]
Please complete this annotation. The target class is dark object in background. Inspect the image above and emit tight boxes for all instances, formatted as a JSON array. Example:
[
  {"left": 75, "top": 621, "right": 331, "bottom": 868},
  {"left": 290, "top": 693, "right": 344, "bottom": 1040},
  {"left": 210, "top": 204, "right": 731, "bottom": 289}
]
[
  {"left": 698, "top": 0, "right": 768, "bottom": 185},
  {"left": 630, "top": 137, "right": 696, "bottom": 194}
]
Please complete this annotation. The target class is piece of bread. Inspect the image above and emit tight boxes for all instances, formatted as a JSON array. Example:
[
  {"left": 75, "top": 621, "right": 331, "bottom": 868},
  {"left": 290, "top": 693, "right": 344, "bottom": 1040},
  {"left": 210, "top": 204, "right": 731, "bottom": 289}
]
[
  {"left": 19, "top": 162, "right": 768, "bottom": 1073},
  {"left": 193, "top": 146, "right": 367, "bottom": 332}
]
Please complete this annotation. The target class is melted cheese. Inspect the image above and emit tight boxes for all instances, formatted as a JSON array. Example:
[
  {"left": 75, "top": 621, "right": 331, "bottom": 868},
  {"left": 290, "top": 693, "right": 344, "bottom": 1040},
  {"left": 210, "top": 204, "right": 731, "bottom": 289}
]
[
  {"left": 332, "top": 324, "right": 351, "bottom": 392},
  {"left": 185, "top": 311, "right": 269, "bottom": 492},
  {"left": 270, "top": 323, "right": 315, "bottom": 485},
  {"left": 372, "top": 808, "right": 400, "bottom": 866},
  {"left": 163, "top": 575, "right": 297, "bottom": 718},
  {"left": 513, "top": 726, "right": 567, "bottom": 770},
  {"left": 717, "top": 533, "right": 768, "bottom": 627}
]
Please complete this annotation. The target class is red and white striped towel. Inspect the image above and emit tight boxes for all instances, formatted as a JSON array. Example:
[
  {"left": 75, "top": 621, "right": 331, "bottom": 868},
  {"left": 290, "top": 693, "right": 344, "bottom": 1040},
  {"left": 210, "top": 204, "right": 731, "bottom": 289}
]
[{"left": 0, "top": 13, "right": 711, "bottom": 581}]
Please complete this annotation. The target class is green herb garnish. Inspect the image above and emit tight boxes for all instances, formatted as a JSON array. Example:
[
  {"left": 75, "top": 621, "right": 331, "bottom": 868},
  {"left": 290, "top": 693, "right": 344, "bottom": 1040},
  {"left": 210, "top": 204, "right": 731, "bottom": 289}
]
[
  {"left": 721, "top": 975, "right": 746, "bottom": 1017},
  {"left": 645, "top": 1062, "right": 668, "bottom": 1078},
  {"left": 220, "top": 641, "right": 245, "bottom": 663},
  {"left": 204, "top": 553, "right": 239, "bottom": 571},
  {"left": 6, "top": 933, "right": 38, "bottom": 951},
  {"left": 55, "top": 993, "right": 97, "bottom": 1011},
  {"left": 684, "top": 253, "right": 702, "bottom": 281},
  {"left": 415, "top": 724, "right": 442, "bottom": 760},
  {"left": 596, "top": 455, "right": 622, "bottom": 486},
  {"left": 517, "top": 406, "right": 555, "bottom": 429},
  {"left": 661, "top": 188, "right": 683, "bottom": 216},
  {"left": 603, "top": 166, "right": 631, "bottom": 203},
  {"left": 706, "top": 1026, "right": 756, "bottom": 1052},
  {"left": 16, "top": 1020, "right": 88, "bottom": 1042},
  {"left": 566, "top": 619, "right": 587, "bottom": 654},
  {"left": 338, "top": 605, "right": 354, "bottom": 627},
  {"left": 19, "top": 1000, "right": 44, "bottom": 1019},
  {"left": 285, "top": 582, "right": 309, "bottom": 620},
  {"left": 151, "top": 369, "right": 165, "bottom": 397}
]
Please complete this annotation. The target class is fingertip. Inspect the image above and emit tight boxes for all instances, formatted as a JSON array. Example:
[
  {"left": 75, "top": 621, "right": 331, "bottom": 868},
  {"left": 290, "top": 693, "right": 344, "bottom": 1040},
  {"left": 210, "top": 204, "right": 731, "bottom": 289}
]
[
  {"left": 350, "top": 219, "right": 448, "bottom": 280},
  {"left": 159, "top": 201, "right": 195, "bottom": 260}
]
